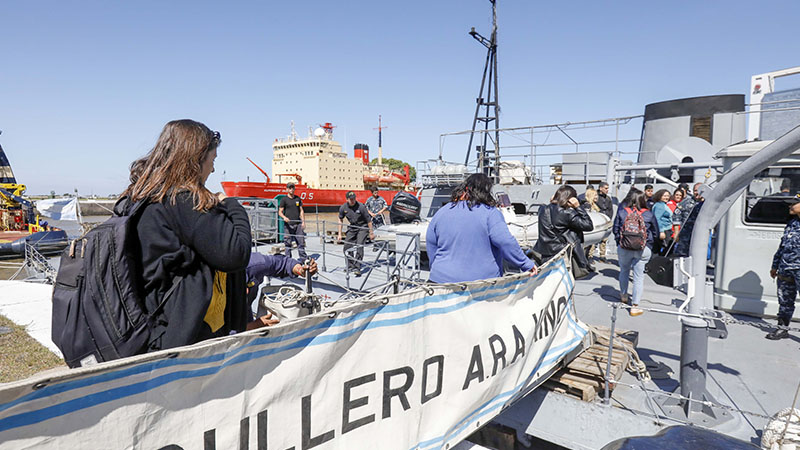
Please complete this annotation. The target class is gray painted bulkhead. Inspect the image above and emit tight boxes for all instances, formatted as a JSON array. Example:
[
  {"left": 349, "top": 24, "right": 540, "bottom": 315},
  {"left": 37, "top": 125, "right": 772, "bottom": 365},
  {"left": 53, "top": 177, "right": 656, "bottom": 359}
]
[{"left": 713, "top": 140, "right": 800, "bottom": 318}]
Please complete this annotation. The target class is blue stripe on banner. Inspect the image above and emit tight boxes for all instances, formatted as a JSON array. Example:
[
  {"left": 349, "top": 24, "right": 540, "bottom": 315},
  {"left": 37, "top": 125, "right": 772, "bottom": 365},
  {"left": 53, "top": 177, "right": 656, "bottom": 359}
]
[
  {"left": 0, "top": 266, "right": 564, "bottom": 417},
  {"left": 424, "top": 303, "right": 583, "bottom": 446},
  {"left": 0, "top": 271, "right": 557, "bottom": 417},
  {"left": 412, "top": 334, "right": 584, "bottom": 450},
  {"left": 411, "top": 265, "right": 586, "bottom": 450},
  {"left": 0, "top": 265, "right": 570, "bottom": 433}
]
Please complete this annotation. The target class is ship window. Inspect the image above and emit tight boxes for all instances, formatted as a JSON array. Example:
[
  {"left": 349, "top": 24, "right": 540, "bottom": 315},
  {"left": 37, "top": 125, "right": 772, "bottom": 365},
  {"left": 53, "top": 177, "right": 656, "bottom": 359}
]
[
  {"left": 743, "top": 166, "right": 800, "bottom": 225},
  {"left": 690, "top": 116, "right": 712, "bottom": 144},
  {"left": 495, "top": 192, "right": 512, "bottom": 208}
]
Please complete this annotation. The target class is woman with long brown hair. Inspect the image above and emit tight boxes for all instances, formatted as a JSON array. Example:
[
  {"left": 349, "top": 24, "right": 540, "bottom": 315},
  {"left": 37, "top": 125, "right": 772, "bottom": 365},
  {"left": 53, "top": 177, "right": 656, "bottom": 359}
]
[{"left": 120, "top": 119, "right": 270, "bottom": 352}]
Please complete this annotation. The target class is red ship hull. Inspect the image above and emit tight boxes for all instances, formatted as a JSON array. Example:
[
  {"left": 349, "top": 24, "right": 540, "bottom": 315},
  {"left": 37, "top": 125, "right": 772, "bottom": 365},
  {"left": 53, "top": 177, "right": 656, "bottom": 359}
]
[{"left": 221, "top": 181, "right": 410, "bottom": 208}]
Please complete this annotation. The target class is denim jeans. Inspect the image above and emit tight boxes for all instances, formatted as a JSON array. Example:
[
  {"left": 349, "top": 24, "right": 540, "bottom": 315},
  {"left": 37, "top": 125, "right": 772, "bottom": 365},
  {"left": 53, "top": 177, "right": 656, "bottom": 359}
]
[{"left": 617, "top": 246, "right": 652, "bottom": 306}]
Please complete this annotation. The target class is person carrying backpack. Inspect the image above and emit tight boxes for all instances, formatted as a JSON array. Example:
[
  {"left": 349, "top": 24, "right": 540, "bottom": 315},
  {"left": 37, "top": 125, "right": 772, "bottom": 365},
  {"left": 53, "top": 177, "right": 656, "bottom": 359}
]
[
  {"left": 612, "top": 188, "right": 659, "bottom": 316},
  {"left": 52, "top": 120, "right": 281, "bottom": 367},
  {"left": 128, "top": 120, "right": 284, "bottom": 352}
]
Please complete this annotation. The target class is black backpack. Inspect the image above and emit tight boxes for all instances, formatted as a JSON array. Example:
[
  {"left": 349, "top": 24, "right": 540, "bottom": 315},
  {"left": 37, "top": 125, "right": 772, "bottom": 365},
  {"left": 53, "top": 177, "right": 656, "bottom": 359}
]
[{"left": 52, "top": 200, "right": 180, "bottom": 367}]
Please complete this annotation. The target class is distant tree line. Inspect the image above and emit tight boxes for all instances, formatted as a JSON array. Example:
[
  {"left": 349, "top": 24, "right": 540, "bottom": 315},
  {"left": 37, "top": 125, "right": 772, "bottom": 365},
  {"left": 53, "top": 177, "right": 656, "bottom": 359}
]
[{"left": 370, "top": 157, "right": 416, "bottom": 182}]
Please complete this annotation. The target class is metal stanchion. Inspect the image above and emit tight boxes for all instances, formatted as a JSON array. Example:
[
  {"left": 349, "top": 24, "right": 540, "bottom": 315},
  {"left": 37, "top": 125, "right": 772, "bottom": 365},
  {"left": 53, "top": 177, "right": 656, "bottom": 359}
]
[
  {"left": 604, "top": 304, "right": 618, "bottom": 406},
  {"left": 322, "top": 221, "right": 327, "bottom": 271},
  {"left": 305, "top": 259, "right": 313, "bottom": 294},
  {"left": 385, "top": 241, "right": 391, "bottom": 282}
]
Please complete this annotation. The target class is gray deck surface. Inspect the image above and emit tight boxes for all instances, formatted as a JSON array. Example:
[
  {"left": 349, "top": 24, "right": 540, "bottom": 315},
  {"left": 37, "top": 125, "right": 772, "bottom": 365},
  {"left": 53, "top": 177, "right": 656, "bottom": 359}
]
[
  {"left": 498, "top": 254, "right": 800, "bottom": 448},
  {"left": 277, "top": 235, "right": 800, "bottom": 448},
  {"left": 3, "top": 228, "right": 797, "bottom": 448}
]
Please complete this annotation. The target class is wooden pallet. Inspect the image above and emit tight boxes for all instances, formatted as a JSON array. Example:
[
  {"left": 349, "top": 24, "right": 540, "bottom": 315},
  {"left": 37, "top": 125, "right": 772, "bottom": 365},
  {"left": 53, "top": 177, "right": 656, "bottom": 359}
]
[{"left": 542, "top": 328, "right": 638, "bottom": 402}]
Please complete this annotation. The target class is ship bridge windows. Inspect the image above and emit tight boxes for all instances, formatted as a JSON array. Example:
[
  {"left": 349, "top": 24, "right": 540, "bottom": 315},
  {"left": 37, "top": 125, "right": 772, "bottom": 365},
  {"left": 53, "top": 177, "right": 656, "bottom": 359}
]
[{"left": 743, "top": 166, "right": 800, "bottom": 225}]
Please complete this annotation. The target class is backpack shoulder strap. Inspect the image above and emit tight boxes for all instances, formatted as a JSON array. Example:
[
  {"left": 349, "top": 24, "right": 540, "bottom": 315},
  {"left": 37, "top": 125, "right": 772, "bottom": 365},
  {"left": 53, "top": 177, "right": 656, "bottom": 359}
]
[
  {"left": 128, "top": 200, "right": 149, "bottom": 219},
  {"left": 113, "top": 196, "right": 149, "bottom": 218},
  {"left": 150, "top": 275, "right": 185, "bottom": 317}
]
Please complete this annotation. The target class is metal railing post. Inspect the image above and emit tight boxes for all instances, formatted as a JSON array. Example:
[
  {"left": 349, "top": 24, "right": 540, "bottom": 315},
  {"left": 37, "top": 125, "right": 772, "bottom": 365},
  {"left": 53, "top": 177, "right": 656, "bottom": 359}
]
[
  {"left": 322, "top": 221, "right": 327, "bottom": 271},
  {"left": 604, "top": 304, "right": 618, "bottom": 406},
  {"left": 385, "top": 241, "right": 391, "bottom": 282}
]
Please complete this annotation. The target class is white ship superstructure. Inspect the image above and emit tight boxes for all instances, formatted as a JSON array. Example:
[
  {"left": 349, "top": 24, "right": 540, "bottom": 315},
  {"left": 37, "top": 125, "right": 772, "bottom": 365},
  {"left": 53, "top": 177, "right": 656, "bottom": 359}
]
[{"left": 271, "top": 122, "right": 368, "bottom": 190}]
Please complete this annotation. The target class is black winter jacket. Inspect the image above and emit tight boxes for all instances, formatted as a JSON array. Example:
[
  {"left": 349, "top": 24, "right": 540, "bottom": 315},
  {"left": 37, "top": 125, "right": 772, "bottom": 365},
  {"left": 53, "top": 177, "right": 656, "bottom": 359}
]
[
  {"left": 533, "top": 203, "right": 595, "bottom": 260},
  {"left": 128, "top": 193, "right": 252, "bottom": 351},
  {"left": 596, "top": 192, "right": 614, "bottom": 219}
]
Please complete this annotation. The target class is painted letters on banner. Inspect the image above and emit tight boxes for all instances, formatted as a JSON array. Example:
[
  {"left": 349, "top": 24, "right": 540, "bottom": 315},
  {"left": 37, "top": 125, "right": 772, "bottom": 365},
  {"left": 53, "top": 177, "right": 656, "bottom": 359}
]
[{"left": 0, "top": 253, "right": 588, "bottom": 450}]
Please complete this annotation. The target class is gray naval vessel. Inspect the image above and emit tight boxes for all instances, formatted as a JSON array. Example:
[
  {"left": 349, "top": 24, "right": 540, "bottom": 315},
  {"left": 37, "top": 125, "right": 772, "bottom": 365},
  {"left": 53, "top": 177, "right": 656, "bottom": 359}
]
[
  {"left": 3, "top": 0, "right": 797, "bottom": 445},
  {"left": 4, "top": 68, "right": 798, "bottom": 449},
  {"left": 432, "top": 66, "right": 800, "bottom": 448},
  {"left": 238, "top": 66, "right": 800, "bottom": 449}
]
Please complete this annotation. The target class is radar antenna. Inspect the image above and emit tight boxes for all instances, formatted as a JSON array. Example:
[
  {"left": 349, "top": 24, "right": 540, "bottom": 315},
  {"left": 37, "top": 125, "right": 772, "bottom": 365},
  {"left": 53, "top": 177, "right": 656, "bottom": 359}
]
[
  {"left": 464, "top": 0, "right": 500, "bottom": 179},
  {"left": 373, "top": 115, "right": 388, "bottom": 165}
]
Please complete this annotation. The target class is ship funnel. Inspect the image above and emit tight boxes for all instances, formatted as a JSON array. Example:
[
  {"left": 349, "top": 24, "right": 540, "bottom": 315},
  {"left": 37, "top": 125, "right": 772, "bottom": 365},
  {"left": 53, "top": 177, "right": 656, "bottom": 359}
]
[{"left": 354, "top": 143, "right": 370, "bottom": 165}]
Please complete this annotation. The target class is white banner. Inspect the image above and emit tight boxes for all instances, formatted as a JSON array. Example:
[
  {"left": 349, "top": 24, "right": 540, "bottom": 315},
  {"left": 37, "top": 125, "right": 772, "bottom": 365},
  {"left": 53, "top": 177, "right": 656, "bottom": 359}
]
[
  {"left": 0, "top": 253, "right": 588, "bottom": 450},
  {"left": 35, "top": 198, "right": 78, "bottom": 221}
]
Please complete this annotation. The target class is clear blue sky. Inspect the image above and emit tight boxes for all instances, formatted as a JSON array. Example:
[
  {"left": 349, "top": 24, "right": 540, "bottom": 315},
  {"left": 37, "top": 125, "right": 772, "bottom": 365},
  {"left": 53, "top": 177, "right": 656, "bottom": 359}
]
[{"left": 2, "top": 1, "right": 799, "bottom": 195}]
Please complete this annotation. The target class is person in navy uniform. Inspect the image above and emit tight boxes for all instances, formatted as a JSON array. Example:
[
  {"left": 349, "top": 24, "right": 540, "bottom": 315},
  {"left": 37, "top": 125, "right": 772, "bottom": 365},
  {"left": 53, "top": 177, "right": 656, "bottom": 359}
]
[
  {"left": 767, "top": 194, "right": 800, "bottom": 340},
  {"left": 278, "top": 182, "right": 307, "bottom": 260}
]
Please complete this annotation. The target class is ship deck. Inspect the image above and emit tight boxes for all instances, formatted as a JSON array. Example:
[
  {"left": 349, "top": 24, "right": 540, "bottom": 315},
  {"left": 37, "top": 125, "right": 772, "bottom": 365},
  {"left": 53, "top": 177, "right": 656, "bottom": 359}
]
[
  {"left": 1, "top": 227, "right": 798, "bottom": 448},
  {"left": 494, "top": 254, "right": 800, "bottom": 448},
  {"left": 275, "top": 235, "right": 800, "bottom": 448}
]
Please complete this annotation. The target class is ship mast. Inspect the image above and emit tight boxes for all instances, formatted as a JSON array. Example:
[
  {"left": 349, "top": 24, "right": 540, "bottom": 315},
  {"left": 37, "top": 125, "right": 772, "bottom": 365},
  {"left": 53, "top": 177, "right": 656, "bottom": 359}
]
[
  {"left": 374, "top": 115, "right": 388, "bottom": 166},
  {"left": 465, "top": 0, "right": 500, "bottom": 179}
]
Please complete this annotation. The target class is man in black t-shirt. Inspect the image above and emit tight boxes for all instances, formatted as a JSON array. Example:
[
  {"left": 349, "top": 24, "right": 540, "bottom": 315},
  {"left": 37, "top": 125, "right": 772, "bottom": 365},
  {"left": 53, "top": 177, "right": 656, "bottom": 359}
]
[
  {"left": 278, "top": 182, "right": 307, "bottom": 260},
  {"left": 338, "top": 191, "right": 374, "bottom": 276}
]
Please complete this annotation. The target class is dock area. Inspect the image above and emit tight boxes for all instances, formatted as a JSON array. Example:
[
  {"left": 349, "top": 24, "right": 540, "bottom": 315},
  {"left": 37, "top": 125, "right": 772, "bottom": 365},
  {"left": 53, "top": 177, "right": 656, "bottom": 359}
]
[{"left": 1, "top": 223, "right": 799, "bottom": 448}]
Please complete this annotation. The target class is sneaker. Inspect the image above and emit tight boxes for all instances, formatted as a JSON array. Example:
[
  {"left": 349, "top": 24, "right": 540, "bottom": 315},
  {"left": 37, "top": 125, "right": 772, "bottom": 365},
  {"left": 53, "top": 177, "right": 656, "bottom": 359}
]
[
  {"left": 620, "top": 293, "right": 630, "bottom": 305},
  {"left": 353, "top": 269, "right": 362, "bottom": 277},
  {"left": 766, "top": 328, "right": 789, "bottom": 340},
  {"left": 629, "top": 307, "right": 644, "bottom": 317}
]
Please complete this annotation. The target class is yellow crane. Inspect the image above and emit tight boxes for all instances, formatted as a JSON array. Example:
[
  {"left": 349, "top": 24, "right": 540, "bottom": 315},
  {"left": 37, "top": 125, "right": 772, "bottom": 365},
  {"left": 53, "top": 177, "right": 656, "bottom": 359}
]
[{"left": 0, "top": 131, "right": 42, "bottom": 232}]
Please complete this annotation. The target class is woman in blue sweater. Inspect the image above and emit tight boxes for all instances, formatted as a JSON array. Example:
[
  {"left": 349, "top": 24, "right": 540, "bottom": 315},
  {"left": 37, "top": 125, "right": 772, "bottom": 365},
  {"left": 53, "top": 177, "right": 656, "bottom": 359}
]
[
  {"left": 651, "top": 189, "right": 673, "bottom": 254},
  {"left": 426, "top": 174, "right": 537, "bottom": 283}
]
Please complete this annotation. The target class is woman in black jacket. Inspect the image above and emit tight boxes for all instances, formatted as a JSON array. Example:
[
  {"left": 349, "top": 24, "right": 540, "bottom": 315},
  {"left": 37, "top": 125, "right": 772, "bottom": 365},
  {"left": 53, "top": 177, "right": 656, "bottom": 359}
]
[
  {"left": 122, "top": 119, "right": 274, "bottom": 352},
  {"left": 533, "top": 185, "right": 595, "bottom": 266}
]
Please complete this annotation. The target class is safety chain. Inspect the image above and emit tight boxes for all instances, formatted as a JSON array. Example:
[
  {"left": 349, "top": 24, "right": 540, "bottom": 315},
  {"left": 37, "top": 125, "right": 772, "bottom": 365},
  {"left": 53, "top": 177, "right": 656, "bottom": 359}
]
[
  {"left": 720, "top": 315, "right": 800, "bottom": 334},
  {"left": 608, "top": 302, "right": 800, "bottom": 334},
  {"left": 606, "top": 377, "right": 776, "bottom": 422}
]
